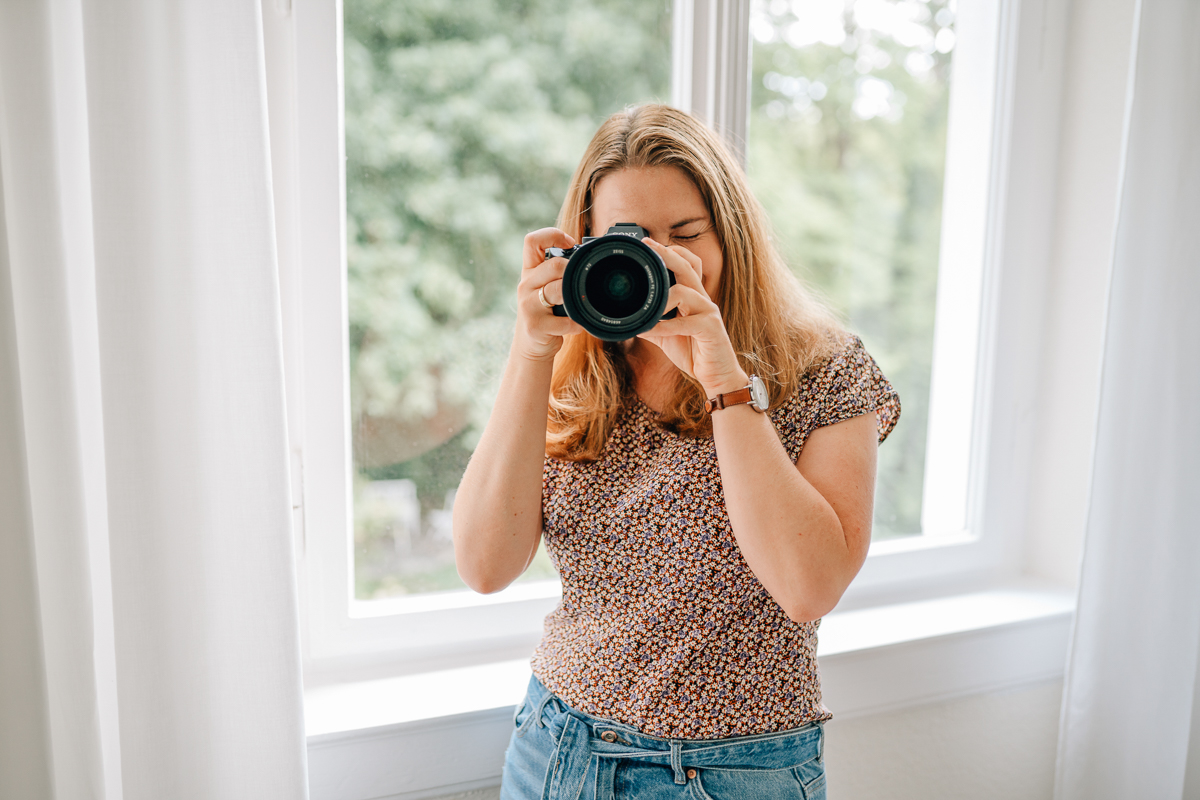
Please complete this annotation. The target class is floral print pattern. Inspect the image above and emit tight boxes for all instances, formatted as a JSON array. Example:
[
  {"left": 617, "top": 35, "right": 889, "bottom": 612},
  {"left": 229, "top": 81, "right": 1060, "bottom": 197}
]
[{"left": 531, "top": 334, "right": 900, "bottom": 739}]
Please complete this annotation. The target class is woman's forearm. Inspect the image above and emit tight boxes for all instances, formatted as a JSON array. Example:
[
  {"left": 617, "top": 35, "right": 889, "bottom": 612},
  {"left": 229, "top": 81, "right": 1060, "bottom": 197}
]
[
  {"left": 452, "top": 350, "right": 555, "bottom": 593},
  {"left": 711, "top": 404, "right": 874, "bottom": 621}
]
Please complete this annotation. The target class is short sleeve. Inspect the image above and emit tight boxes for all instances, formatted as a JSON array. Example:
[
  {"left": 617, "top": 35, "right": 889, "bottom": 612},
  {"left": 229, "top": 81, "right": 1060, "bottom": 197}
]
[{"left": 771, "top": 334, "right": 901, "bottom": 459}]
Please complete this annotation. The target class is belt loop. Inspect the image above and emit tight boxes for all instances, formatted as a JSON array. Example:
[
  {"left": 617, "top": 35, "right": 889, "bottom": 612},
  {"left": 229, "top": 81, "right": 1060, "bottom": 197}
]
[
  {"left": 532, "top": 689, "right": 556, "bottom": 729},
  {"left": 543, "top": 715, "right": 591, "bottom": 800},
  {"left": 670, "top": 740, "right": 686, "bottom": 784}
]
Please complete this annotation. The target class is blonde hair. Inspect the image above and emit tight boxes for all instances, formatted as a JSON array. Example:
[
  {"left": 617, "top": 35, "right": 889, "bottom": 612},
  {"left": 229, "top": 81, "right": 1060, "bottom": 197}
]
[{"left": 546, "top": 104, "right": 843, "bottom": 460}]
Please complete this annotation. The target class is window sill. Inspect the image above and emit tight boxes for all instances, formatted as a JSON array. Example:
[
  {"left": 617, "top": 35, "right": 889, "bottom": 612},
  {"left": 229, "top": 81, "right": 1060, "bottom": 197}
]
[{"left": 305, "top": 581, "right": 1074, "bottom": 800}]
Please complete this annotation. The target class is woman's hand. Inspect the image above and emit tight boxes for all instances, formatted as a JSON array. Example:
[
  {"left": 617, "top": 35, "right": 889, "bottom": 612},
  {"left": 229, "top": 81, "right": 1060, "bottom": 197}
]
[
  {"left": 514, "top": 228, "right": 586, "bottom": 362},
  {"left": 635, "top": 238, "right": 749, "bottom": 396}
]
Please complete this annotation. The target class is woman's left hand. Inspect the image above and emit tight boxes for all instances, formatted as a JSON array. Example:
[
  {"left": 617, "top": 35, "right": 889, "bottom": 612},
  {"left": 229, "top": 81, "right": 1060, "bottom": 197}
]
[{"left": 637, "top": 238, "right": 749, "bottom": 396}]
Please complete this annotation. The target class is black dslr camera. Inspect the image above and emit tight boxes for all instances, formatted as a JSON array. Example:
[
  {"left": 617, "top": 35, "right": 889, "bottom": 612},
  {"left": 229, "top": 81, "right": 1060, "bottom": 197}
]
[{"left": 544, "top": 223, "right": 677, "bottom": 341}]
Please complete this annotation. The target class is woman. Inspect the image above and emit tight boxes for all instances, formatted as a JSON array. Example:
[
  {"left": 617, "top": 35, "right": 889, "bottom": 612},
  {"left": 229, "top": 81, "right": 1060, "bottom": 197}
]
[{"left": 453, "top": 104, "right": 899, "bottom": 798}]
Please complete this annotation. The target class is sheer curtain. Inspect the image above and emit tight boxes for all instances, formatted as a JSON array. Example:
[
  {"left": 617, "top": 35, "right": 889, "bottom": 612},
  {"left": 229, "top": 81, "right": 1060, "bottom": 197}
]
[
  {"left": 0, "top": 2, "right": 308, "bottom": 799},
  {"left": 1055, "top": 1, "right": 1200, "bottom": 798}
]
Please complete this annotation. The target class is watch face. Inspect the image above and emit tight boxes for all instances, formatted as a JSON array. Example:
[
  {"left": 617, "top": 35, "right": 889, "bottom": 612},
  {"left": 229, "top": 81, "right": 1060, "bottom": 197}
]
[{"left": 749, "top": 375, "right": 769, "bottom": 411}]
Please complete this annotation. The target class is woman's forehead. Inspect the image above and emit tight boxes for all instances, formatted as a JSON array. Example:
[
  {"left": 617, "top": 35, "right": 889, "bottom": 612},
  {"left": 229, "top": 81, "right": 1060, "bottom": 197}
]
[{"left": 591, "top": 166, "right": 709, "bottom": 228}]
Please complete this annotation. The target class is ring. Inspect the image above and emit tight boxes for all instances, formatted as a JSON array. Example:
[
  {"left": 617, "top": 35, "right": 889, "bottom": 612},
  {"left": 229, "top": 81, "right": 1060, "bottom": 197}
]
[{"left": 538, "top": 285, "right": 554, "bottom": 310}]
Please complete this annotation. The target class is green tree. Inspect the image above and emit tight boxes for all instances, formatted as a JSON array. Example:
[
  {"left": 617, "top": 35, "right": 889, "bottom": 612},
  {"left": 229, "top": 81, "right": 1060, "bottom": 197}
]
[
  {"left": 344, "top": 0, "right": 672, "bottom": 597},
  {"left": 747, "top": 0, "right": 955, "bottom": 537},
  {"left": 345, "top": 0, "right": 956, "bottom": 596}
]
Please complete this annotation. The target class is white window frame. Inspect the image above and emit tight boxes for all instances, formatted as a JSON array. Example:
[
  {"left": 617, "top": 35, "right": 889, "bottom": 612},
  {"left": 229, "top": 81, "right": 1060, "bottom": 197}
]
[{"left": 270, "top": 0, "right": 1046, "bottom": 680}]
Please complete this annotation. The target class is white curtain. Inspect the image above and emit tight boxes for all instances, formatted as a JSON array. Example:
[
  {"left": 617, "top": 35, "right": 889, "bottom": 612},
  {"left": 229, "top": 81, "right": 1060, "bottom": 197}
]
[
  {"left": 0, "top": 2, "right": 308, "bottom": 799},
  {"left": 1055, "top": 1, "right": 1200, "bottom": 798}
]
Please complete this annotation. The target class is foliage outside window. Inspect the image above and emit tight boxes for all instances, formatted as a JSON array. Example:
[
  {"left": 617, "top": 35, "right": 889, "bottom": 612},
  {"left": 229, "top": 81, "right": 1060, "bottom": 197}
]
[
  {"left": 747, "top": 0, "right": 956, "bottom": 538},
  {"left": 344, "top": 0, "right": 672, "bottom": 599},
  {"left": 344, "top": 0, "right": 956, "bottom": 599}
]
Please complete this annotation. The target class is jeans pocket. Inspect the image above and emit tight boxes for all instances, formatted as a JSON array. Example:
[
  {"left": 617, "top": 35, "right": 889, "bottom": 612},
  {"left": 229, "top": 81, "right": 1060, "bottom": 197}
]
[{"left": 792, "top": 760, "right": 827, "bottom": 800}]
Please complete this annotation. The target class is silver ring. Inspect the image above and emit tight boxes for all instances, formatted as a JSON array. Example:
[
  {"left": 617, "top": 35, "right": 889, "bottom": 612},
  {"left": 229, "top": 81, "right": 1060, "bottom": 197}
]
[{"left": 538, "top": 285, "right": 554, "bottom": 310}]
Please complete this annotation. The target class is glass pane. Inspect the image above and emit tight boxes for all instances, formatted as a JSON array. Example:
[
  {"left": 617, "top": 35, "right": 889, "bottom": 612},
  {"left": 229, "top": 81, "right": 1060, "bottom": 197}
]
[
  {"left": 747, "top": 0, "right": 956, "bottom": 539},
  {"left": 344, "top": 0, "right": 673, "bottom": 600}
]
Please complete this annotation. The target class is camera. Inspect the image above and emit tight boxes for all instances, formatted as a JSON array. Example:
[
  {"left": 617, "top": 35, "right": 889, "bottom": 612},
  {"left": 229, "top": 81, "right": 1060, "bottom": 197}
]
[{"left": 543, "top": 223, "right": 677, "bottom": 341}]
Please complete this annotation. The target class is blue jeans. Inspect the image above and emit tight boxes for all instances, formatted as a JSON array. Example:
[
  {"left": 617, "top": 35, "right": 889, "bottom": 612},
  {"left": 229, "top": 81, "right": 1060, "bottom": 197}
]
[{"left": 500, "top": 675, "right": 827, "bottom": 799}]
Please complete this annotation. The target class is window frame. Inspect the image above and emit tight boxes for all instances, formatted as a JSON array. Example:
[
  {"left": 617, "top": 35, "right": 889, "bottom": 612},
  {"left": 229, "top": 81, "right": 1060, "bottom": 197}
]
[{"left": 274, "top": 0, "right": 1038, "bottom": 678}]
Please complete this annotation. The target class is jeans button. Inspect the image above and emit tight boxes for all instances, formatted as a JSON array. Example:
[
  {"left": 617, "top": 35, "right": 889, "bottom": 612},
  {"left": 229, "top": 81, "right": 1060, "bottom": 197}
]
[
  {"left": 600, "top": 730, "right": 618, "bottom": 743},
  {"left": 686, "top": 768, "right": 697, "bottom": 780}
]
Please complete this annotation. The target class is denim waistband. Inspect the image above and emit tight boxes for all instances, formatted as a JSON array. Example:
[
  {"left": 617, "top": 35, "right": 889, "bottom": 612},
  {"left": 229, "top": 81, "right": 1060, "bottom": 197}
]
[{"left": 517, "top": 675, "right": 823, "bottom": 798}]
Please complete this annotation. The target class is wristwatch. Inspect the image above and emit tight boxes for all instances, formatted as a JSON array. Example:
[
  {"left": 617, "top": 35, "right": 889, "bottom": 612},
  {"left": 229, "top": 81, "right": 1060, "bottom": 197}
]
[{"left": 705, "top": 374, "right": 769, "bottom": 413}]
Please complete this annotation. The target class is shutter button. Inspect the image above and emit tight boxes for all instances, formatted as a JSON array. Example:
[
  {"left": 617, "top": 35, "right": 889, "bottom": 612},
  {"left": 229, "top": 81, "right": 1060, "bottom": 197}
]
[{"left": 600, "top": 730, "right": 618, "bottom": 743}]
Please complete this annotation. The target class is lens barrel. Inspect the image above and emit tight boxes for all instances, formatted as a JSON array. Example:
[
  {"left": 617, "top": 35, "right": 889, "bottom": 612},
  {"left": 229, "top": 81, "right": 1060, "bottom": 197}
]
[{"left": 547, "top": 227, "right": 676, "bottom": 341}]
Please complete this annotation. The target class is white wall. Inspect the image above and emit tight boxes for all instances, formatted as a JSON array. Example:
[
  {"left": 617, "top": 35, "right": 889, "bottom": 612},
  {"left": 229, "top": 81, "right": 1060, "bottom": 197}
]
[{"left": 826, "top": 681, "right": 1063, "bottom": 799}]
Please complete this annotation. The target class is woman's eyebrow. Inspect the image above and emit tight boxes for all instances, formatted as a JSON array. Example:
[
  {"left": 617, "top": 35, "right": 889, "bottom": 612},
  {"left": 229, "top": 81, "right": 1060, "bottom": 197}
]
[{"left": 670, "top": 217, "right": 708, "bottom": 229}]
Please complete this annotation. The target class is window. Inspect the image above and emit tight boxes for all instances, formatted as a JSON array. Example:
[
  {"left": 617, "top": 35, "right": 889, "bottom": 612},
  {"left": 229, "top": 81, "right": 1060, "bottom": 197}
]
[
  {"left": 283, "top": 0, "right": 1020, "bottom": 675},
  {"left": 342, "top": 0, "right": 673, "bottom": 601},
  {"left": 747, "top": 0, "right": 959, "bottom": 540}
]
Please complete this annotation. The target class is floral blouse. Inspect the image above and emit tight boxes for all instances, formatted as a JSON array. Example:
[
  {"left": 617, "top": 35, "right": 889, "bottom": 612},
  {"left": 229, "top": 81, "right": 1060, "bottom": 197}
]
[{"left": 531, "top": 334, "right": 901, "bottom": 739}]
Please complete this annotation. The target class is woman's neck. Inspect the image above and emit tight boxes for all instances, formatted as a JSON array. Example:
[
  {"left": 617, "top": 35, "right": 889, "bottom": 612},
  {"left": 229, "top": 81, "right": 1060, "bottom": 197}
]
[{"left": 623, "top": 339, "right": 678, "bottom": 413}]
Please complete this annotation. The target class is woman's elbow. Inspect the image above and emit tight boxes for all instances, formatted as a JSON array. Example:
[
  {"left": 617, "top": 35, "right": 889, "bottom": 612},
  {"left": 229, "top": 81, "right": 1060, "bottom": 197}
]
[
  {"left": 780, "top": 581, "right": 849, "bottom": 624},
  {"left": 783, "top": 600, "right": 835, "bottom": 624},
  {"left": 451, "top": 516, "right": 530, "bottom": 594},
  {"left": 459, "top": 568, "right": 511, "bottom": 595},
  {"left": 453, "top": 546, "right": 513, "bottom": 594}
]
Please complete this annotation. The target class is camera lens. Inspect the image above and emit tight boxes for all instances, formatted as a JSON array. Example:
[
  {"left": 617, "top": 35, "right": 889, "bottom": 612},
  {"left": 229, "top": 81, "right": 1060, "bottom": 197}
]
[
  {"left": 556, "top": 229, "right": 677, "bottom": 341},
  {"left": 586, "top": 254, "right": 649, "bottom": 319}
]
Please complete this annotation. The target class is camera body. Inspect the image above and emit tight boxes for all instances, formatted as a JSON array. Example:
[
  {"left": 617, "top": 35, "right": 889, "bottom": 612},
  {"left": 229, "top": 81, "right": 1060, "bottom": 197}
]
[{"left": 544, "top": 223, "right": 676, "bottom": 341}]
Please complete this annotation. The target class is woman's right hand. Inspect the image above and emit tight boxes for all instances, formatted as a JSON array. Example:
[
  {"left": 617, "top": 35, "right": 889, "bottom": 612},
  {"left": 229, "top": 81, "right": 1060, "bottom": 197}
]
[{"left": 515, "top": 228, "right": 586, "bottom": 362}]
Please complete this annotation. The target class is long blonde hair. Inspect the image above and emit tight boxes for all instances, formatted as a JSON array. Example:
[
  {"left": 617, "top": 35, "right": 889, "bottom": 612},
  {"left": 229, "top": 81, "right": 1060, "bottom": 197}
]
[{"left": 546, "top": 104, "right": 843, "bottom": 460}]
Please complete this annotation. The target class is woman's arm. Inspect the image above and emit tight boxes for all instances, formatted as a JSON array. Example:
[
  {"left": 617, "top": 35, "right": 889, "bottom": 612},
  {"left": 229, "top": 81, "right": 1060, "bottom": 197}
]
[
  {"left": 452, "top": 228, "right": 584, "bottom": 593},
  {"left": 710, "top": 400, "right": 877, "bottom": 622},
  {"left": 636, "top": 237, "right": 877, "bottom": 621}
]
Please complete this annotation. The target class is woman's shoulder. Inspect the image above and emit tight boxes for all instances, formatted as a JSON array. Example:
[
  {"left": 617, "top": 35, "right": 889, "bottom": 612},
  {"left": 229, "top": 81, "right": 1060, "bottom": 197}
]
[{"left": 774, "top": 331, "right": 901, "bottom": 446}]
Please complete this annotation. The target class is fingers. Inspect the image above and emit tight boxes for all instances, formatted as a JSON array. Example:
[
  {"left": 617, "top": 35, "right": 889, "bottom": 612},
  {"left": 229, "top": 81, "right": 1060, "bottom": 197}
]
[
  {"left": 512, "top": 228, "right": 587, "bottom": 362},
  {"left": 529, "top": 277, "right": 565, "bottom": 311},
  {"left": 644, "top": 284, "right": 719, "bottom": 331},
  {"left": 661, "top": 282, "right": 715, "bottom": 319},
  {"left": 525, "top": 305, "right": 584, "bottom": 336},
  {"left": 519, "top": 258, "right": 569, "bottom": 304},
  {"left": 516, "top": 251, "right": 583, "bottom": 344},
  {"left": 515, "top": 287, "right": 585, "bottom": 358},
  {"left": 523, "top": 228, "right": 576, "bottom": 270},
  {"left": 642, "top": 237, "right": 705, "bottom": 294},
  {"left": 539, "top": 279, "right": 565, "bottom": 308}
]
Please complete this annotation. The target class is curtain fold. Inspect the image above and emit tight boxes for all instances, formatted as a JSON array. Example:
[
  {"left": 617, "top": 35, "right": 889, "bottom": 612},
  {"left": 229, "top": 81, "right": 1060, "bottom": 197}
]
[
  {"left": 1055, "top": 1, "right": 1200, "bottom": 798},
  {"left": 0, "top": 1, "right": 308, "bottom": 798}
]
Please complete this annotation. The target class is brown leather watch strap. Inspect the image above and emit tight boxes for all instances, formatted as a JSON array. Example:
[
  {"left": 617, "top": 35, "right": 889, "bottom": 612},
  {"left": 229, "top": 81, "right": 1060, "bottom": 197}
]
[{"left": 704, "top": 385, "right": 753, "bottom": 413}]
